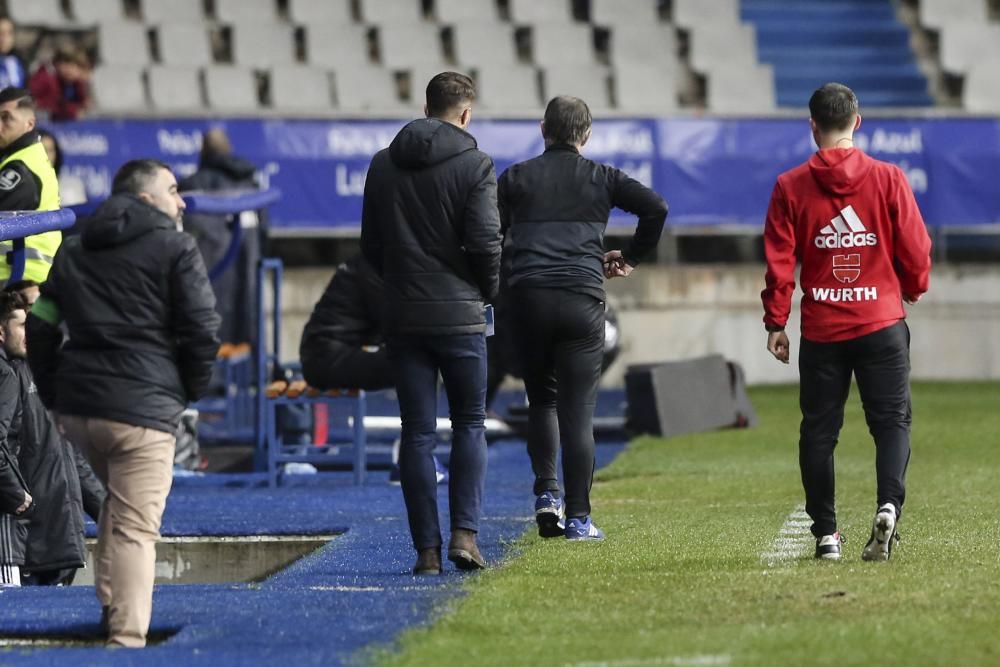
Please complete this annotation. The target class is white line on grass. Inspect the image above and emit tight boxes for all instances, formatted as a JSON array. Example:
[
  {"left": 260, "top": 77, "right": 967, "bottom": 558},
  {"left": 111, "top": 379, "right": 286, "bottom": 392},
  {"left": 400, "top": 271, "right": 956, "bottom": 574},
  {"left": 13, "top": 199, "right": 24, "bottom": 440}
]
[
  {"left": 761, "top": 506, "right": 812, "bottom": 566},
  {"left": 567, "top": 655, "right": 731, "bottom": 667}
]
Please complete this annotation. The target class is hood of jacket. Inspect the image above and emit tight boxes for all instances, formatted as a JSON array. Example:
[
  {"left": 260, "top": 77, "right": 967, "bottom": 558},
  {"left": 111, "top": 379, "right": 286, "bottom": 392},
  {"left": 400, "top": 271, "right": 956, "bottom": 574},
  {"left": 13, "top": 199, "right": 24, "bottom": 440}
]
[
  {"left": 808, "top": 147, "right": 874, "bottom": 197},
  {"left": 199, "top": 151, "right": 257, "bottom": 182},
  {"left": 81, "top": 193, "right": 176, "bottom": 251},
  {"left": 388, "top": 118, "right": 477, "bottom": 170}
]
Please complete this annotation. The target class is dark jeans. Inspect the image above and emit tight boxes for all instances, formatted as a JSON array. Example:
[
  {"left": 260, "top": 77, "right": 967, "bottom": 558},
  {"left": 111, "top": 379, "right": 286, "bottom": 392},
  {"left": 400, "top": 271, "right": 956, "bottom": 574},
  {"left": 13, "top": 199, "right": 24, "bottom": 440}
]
[
  {"left": 798, "top": 320, "right": 912, "bottom": 537},
  {"left": 511, "top": 287, "right": 604, "bottom": 519},
  {"left": 301, "top": 342, "right": 394, "bottom": 391},
  {"left": 388, "top": 333, "right": 488, "bottom": 551}
]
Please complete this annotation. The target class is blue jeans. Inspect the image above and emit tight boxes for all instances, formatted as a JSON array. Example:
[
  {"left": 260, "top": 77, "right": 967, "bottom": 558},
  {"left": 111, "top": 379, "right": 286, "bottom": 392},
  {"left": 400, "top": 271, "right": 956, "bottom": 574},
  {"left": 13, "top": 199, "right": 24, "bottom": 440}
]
[{"left": 388, "top": 333, "right": 488, "bottom": 551}]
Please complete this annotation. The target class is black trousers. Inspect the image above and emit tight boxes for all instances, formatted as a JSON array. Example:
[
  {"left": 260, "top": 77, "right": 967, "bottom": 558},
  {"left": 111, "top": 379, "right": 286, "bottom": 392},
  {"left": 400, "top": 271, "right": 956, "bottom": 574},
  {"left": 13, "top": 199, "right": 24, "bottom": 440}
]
[
  {"left": 301, "top": 342, "right": 394, "bottom": 391},
  {"left": 798, "top": 320, "right": 912, "bottom": 538},
  {"left": 511, "top": 287, "right": 604, "bottom": 519}
]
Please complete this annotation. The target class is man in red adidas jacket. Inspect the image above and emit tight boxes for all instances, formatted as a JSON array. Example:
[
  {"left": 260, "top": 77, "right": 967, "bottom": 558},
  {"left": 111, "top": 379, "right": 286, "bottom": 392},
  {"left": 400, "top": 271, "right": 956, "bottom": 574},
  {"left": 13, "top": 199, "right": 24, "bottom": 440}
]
[{"left": 761, "top": 83, "right": 932, "bottom": 563}]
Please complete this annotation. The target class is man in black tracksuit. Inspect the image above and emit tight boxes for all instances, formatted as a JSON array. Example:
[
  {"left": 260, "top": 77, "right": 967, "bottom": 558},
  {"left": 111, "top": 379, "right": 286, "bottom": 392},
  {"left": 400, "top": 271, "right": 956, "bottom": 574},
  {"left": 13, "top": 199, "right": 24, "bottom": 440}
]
[
  {"left": 0, "top": 291, "right": 32, "bottom": 585},
  {"left": 0, "top": 289, "right": 105, "bottom": 586},
  {"left": 300, "top": 254, "right": 391, "bottom": 391},
  {"left": 499, "top": 96, "right": 667, "bottom": 540},
  {"left": 27, "top": 159, "right": 220, "bottom": 646},
  {"left": 361, "top": 72, "right": 501, "bottom": 575}
]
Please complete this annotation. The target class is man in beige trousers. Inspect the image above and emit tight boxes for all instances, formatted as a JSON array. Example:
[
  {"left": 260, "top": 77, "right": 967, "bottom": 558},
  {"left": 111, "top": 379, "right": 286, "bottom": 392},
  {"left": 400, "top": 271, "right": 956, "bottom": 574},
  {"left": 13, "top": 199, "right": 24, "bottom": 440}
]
[{"left": 27, "top": 159, "right": 220, "bottom": 647}]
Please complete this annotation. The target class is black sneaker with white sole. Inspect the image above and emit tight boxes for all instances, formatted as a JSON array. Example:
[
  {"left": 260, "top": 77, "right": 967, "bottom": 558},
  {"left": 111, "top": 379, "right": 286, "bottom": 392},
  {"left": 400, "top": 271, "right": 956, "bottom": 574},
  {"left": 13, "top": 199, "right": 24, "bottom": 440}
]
[
  {"left": 862, "top": 503, "right": 899, "bottom": 562},
  {"left": 815, "top": 531, "right": 843, "bottom": 560}
]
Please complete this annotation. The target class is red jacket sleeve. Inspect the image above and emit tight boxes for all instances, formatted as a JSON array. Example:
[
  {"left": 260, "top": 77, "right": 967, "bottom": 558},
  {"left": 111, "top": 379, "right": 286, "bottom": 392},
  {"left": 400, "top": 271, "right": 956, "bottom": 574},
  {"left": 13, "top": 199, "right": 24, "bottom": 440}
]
[
  {"left": 890, "top": 166, "right": 932, "bottom": 299},
  {"left": 28, "top": 67, "right": 60, "bottom": 117},
  {"left": 761, "top": 180, "right": 797, "bottom": 331}
]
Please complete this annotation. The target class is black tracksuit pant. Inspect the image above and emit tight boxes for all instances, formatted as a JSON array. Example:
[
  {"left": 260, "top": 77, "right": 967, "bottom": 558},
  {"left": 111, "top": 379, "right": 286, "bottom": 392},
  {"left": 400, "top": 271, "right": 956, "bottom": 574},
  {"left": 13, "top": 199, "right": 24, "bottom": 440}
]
[
  {"left": 798, "top": 320, "right": 912, "bottom": 538},
  {"left": 511, "top": 287, "right": 604, "bottom": 519}
]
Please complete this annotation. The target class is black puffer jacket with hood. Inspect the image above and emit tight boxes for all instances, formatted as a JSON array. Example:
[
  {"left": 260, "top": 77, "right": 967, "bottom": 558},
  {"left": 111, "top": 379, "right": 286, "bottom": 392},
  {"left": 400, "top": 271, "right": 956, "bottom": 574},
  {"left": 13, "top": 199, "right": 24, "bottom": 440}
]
[
  {"left": 26, "top": 194, "right": 221, "bottom": 434},
  {"left": 360, "top": 118, "right": 502, "bottom": 336}
]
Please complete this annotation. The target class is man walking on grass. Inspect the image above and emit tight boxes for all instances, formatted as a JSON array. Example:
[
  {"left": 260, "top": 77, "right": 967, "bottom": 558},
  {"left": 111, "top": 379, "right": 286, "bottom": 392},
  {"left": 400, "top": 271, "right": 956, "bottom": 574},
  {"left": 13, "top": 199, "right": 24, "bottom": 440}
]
[
  {"left": 360, "top": 72, "right": 501, "bottom": 575},
  {"left": 761, "top": 83, "right": 932, "bottom": 561}
]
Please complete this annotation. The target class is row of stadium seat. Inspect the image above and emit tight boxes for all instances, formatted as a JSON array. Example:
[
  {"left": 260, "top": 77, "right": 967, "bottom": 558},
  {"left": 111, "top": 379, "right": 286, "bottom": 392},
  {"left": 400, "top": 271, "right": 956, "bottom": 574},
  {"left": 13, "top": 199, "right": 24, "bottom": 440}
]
[
  {"left": 10, "top": 0, "right": 727, "bottom": 29},
  {"left": 91, "top": 63, "right": 682, "bottom": 114},
  {"left": 918, "top": 0, "right": 1000, "bottom": 112}
]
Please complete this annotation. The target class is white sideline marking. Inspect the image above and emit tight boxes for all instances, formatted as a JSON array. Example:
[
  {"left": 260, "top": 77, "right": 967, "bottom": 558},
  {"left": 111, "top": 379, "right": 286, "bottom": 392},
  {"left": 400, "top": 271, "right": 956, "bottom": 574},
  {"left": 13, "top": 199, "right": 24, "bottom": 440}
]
[
  {"left": 567, "top": 655, "right": 731, "bottom": 667},
  {"left": 761, "top": 506, "right": 812, "bottom": 566},
  {"left": 309, "top": 585, "right": 384, "bottom": 592}
]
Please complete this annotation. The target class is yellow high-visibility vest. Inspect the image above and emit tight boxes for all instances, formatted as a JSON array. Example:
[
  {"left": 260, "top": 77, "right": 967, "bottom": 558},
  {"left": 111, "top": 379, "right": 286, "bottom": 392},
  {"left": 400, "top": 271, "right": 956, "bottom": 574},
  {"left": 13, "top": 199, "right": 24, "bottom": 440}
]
[{"left": 0, "top": 137, "right": 61, "bottom": 283}]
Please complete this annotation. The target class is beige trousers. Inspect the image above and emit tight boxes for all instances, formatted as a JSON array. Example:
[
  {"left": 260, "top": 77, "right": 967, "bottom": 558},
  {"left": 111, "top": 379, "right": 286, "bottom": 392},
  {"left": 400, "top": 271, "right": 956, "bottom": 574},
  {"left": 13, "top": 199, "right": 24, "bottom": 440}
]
[{"left": 60, "top": 416, "right": 175, "bottom": 648}]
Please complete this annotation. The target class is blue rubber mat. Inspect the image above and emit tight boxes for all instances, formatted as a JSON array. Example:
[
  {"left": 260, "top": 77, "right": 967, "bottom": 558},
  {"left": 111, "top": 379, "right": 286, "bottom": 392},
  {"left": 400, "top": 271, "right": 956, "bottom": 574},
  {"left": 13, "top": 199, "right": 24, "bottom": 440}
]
[{"left": 0, "top": 440, "right": 624, "bottom": 665}]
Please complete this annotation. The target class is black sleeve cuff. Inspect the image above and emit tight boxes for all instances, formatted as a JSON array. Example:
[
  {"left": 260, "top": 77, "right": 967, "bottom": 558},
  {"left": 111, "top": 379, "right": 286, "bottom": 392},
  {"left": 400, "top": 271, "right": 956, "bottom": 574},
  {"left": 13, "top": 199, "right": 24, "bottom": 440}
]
[{"left": 765, "top": 324, "right": 785, "bottom": 333}]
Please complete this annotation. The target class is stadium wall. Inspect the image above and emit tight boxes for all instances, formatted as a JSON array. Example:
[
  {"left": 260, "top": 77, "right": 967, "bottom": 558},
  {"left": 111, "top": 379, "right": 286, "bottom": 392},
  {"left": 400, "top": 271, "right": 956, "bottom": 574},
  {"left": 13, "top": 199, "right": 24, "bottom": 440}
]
[{"left": 279, "top": 264, "right": 1000, "bottom": 386}]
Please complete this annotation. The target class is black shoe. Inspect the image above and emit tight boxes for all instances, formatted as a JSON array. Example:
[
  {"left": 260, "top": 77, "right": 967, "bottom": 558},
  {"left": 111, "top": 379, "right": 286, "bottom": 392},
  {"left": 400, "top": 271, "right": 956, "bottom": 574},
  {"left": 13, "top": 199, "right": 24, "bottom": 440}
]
[
  {"left": 447, "top": 529, "right": 486, "bottom": 570},
  {"left": 815, "top": 531, "right": 843, "bottom": 560},
  {"left": 862, "top": 503, "right": 899, "bottom": 562},
  {"left": 413, "top": 548, "right": 442, "bottom": 575}
]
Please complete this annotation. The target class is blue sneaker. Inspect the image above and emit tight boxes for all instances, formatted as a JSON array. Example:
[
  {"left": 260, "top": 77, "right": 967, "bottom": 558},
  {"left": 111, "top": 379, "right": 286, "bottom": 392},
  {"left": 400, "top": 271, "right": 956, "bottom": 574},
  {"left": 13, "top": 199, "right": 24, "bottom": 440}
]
[
  {"left": 534, "top": 492, "right": 565, "bottom": 538},
  {"left": 389, "top": 456, "right": 448, "bottom": 486},
  {"left": 565, "top": 516, "right": 604, "bottom": 541}
]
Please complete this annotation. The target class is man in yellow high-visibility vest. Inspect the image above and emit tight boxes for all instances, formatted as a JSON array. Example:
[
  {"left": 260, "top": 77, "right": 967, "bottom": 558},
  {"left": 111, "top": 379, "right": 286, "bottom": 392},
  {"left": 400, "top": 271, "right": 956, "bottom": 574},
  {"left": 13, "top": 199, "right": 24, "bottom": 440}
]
[{"left": 0, "top": 87, "right": 60, "bottom": 290}]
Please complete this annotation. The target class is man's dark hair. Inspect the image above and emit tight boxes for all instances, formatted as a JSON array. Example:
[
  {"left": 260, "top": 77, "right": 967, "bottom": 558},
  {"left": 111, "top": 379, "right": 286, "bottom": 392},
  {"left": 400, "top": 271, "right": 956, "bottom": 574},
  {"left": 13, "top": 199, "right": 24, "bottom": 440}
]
[
  {"left": 4, "top": 279, "right": 38, "bottom": 295},
  {"left": 425, "top": 71, "right": 476, "bottom": 118},
  {"left": 809, "top": 83, "right": 859, "bottom": 133},
  {"left": 112, "top": 159, "right": 171, "bottom": 195},
  {"left": 542, "top": 96, "right": 592, "bottom": 147},
  {"left": 0, "top": 86, "right": 34, "bottom": 109},
  {"left": 0, "top": 289, "right": 27, "bottom": 325}
]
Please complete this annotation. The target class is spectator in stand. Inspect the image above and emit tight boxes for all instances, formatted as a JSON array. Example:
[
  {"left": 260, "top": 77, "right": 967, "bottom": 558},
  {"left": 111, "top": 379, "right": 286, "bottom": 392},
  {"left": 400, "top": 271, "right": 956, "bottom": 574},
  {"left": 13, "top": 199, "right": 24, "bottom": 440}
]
[
  {"left": 38, "top": 128, "right": 86, "bottom": 207},
  {"left": 28, "top": 46, "right": 91, "bottom": 122},
  {"left": 179, "top": 128, "right": 264, "bottom": 346},
  {"left": 0, "top": 17, "right": 26, "bottom": 90}
]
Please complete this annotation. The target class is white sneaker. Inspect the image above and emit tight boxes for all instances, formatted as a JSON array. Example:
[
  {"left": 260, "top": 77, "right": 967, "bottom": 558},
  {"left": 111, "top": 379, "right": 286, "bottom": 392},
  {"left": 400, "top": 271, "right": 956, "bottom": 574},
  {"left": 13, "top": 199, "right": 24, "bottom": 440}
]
[
  {"left": 861, "top": 503, "right": 898, "bottom": 562},
  {"left": 283, "top": 462, "right": 318, "bottom": 475},
  {"left": 815, "top": 532, "right": 842, "bottom": 560}
]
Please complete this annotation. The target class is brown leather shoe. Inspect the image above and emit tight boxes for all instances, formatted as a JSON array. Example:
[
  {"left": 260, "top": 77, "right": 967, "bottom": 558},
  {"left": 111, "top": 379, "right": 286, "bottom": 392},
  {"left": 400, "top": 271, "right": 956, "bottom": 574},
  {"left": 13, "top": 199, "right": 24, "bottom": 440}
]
[
  {"left": 413, "top": 547, "right": 442, "bottom": 575},
  {"left": 447, "top": 529, "right": 486, "bottom": 570}
]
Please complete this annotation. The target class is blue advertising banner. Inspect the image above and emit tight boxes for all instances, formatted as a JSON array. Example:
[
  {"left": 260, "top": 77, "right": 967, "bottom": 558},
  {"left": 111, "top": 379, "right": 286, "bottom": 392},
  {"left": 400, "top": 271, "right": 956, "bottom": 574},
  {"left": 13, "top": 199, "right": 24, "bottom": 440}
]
[{"left": 49, "top": 117, "right": 1000, "bottom": 232}]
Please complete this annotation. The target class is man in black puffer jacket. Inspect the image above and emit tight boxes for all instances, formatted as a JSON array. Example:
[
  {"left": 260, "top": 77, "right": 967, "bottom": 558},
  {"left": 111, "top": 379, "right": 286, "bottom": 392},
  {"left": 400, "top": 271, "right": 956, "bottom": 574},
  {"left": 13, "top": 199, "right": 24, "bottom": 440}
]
[
  {"left": 0, "top": 289, "right": 105, "bottom": 586},
  {"left": 361, "top": 72, "right": 501, "bottom": 576},
  {"left": 26, "top": 159, "right": 220, "bottom": 647},
  {"left": 300, "top": 254, "right": 389, "bottom": 391}
]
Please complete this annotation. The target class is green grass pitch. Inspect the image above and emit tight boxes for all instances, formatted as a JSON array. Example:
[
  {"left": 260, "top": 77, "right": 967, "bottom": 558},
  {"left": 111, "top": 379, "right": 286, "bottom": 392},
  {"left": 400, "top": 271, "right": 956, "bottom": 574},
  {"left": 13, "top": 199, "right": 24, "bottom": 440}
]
[{"left": 373, "top": 382, "right": 1000, "bottom": 667}]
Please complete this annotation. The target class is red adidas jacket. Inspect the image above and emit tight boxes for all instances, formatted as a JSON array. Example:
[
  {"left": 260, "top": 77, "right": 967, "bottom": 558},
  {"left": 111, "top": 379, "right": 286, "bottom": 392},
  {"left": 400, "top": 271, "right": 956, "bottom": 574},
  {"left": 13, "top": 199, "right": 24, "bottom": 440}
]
[{"left": 762, "top": 148, "right": 932, "bottom": 342}]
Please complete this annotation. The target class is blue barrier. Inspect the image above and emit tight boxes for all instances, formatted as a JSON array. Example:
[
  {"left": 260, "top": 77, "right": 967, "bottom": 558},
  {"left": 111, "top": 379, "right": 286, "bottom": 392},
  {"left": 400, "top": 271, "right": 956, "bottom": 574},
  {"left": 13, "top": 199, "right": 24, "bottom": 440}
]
[
  {"left": 181, "top": 188, "right": 281, "bottom": 283},
  {"left": 0, "top": 209, "right": 76, "bottom": 283}
]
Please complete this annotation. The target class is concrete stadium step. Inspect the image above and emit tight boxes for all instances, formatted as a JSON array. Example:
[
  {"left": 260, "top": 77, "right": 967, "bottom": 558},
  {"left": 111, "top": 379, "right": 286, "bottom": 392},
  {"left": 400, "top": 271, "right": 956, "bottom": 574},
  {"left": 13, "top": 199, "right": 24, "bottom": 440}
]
[
  {"left": 757, "top": 47, "right": 916, "bottom": 67},
  {"left": 752, "top": 23, "right": 912, "bottom": 49},
  {"left": 776, "top": 89, "right": 934, "bottom": 108},
  {"left": 742, "top": 3, "right": 896, "bottom": 22}
]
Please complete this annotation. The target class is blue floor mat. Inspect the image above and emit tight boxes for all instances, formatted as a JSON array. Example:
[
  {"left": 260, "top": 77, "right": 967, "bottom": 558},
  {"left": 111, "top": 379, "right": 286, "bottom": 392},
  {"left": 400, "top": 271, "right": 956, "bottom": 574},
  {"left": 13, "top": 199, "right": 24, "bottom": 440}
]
[{"left": 0, "top": 440, "right": 625, "bottom": 665}]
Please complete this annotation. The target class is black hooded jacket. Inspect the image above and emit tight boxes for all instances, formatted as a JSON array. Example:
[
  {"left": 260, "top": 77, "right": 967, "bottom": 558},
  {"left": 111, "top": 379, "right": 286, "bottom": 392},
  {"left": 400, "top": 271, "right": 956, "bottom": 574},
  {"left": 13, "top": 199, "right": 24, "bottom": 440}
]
[
  {"left": 0, "top": 350, "right": 28, "bottom": 546},
  {"left": 360, "top": 118, "right": 502, "bottom": 336},
  {"left": 12, "top": 357, "right": 105, "bottom": 572},
  {"left": 26, "top": 194, "right": 221, "bottom": 433},
  {"left": 300, "top": 254, "right": 384, "bottom": 358}
]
